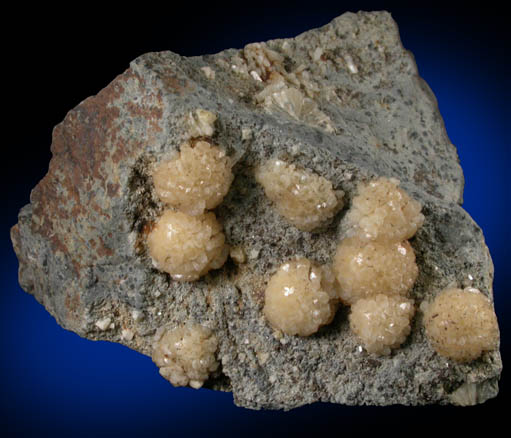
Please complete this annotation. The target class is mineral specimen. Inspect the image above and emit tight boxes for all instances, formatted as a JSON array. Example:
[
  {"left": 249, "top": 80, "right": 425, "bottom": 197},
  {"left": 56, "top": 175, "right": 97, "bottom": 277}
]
[
  {"left": 10, "top": 11, "right": 501, "bottom": 409},
  {"left": 186, "top": 109, "right": 217, "bottom": 138}
]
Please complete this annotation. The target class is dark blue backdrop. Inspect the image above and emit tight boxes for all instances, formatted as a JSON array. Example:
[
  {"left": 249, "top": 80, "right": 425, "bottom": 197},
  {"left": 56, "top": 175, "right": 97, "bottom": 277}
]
[{"left": 3, "top": 3, "right": 509, "bottom": 436}]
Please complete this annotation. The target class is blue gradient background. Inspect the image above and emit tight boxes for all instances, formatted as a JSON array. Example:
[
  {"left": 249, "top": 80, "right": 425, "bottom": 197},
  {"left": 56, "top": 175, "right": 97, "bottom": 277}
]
[{"left": 3, "top": 3, "right": 509, "bottom": 436}]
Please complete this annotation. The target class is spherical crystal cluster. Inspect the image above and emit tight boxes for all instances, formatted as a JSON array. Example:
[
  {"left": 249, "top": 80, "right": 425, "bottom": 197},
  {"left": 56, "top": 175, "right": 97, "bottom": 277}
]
[
  {"left": 153, "top": 140, "right": 233, "bottom": 216},
  {"left": 346, "top": 177, "right": 424, "bottom": 242},
  {"left": 255, "top": 159, "right": 343, "bottom": 231},
  {"left": 423, "top": 287, "right": 499, "bottom": 362},
  {"left": 333, "top": 238, "right": 418, "bottom": 305},
  {"left": 331, "top": 177, "right": 423, "bottom": 354},
  {"left": 152, "top": 324, "right": 219, "bottom": 389},
  {"left": 147, "top": 210, "right": 228, "bottom": 281},
  {"left": 148, "top": 110, "right": 234, "bottom": 282},
  {"left": 263, "top": 258, "right": 339, "bottom": 336},
  {"left": 350, "top": 294, "right": 415, "bottom": 355}
]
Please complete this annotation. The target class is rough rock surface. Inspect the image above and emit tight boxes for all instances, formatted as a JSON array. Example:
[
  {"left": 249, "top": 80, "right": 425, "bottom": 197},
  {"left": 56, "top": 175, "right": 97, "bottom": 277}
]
[{"left": 10, "top": 11, "right": 501, "bottom": 409}]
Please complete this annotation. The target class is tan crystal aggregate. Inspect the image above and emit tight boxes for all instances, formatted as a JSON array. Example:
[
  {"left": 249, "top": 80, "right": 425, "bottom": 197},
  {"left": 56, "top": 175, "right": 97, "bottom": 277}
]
[
  {"left": 349, "top": 294, "right": 415, "bottom": 355},
  {"left": 423, "top": 287, "right": 499, "bottom": 362},
  {"left": 346, "top": 177, "right": 424, "bottom": 242},
  {"left": 333, "top": 237, "right": 418, "bottom": 305},
  {"left": 255, "top": 159, "right": 343, "bottom": 231},
  {"left": 263, "top": 258, "right": 339, "bottom": 336},
  {"left": 147, "top": 210, "right": 228, "bottom": 281},
  {"left": 152, "top": 140, "right": 233, "bottom": 216},
  {"left": 152, "top": 324, "right": 219, "bottom": 389}
]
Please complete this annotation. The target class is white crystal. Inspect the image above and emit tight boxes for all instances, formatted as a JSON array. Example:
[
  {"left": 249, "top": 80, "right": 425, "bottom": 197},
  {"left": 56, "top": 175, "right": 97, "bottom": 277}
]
[{"left": 95, "top": 317, "right": 112, "bottom": 331}]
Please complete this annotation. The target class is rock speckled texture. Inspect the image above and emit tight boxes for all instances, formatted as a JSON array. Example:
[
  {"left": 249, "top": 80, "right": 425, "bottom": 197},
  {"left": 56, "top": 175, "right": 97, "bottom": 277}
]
[{"left": 10, "top": 11, "right": 501, "bottom": 409}]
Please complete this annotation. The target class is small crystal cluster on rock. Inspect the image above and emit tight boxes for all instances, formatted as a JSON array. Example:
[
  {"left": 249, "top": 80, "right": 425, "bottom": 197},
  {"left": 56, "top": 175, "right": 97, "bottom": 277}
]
[
  {"left": 152, "top": 324, "right": 219, "bottom": 388},
  {"left": 147, "top": 210, "right": 228, "bottom": 281},
  {"left": 350, "top": 295, "right": 415, "bottom": 355},
  {"left": 10, "top": 11, "right": 501, "bottom": 409},
  {"left": 329, "top": 177, "right": 421, "bottom": 354},
  {"left": 147, "top": 109, "right": 233, "bottom": 283},
  {"left": 333, "top": 237, "right": 418, "bottom": 305},
  {"left": 153, "top": 140, "right": 233, "bottom": 216},
  {"left": 256, "top": 159, "right": 344, "bottom": 231},
  {"left": 263, "top": 258, "right": 338, "bottom": 336},
  {"left": 423, "top": 287, "right": 500, "bottom": 362},
  {"left": 346, "top": 177, "right": 424, "bottom": 242}
]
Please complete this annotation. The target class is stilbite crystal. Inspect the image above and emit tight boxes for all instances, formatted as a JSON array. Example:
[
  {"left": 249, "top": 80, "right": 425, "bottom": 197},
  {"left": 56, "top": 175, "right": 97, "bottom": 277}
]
[
  {"left": 147, "top": 210, "right": 228, "bottom": 281},
  {"left": 423, "top": 287, "right": 499, "bottom": 362},
  {"left": 255, "top": 159, "right": 343, "bottom": 231},
  {"left": 152, "top": 324, "right": 219, "bottom": 389},
  {"left": 349, "top": 294, "right": 415, "bottom": 355},
  {"left": 263, "top": 258, "right": 338, "bottom": 336},
  {"left": 152, "top": 140, "right": 233, "bottom": 216},
  {"left": 333, "top": 237, "right": 418, "bottom": 305}
]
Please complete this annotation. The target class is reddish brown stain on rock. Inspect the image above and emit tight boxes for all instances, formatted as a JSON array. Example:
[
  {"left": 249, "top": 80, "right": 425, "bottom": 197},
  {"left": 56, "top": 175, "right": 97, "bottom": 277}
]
[
  {"left": 158, "top": 65, "right": 196, "bottom": 96},
  {"left": 64, "top": 290, "right": 85, "bottom": 329},
  {"left": 65, "top": 291, "right": 81, "bottom": 314},
  {"left": 29, "top": 67, "right": 164, "bottom": 275},
  {"left": 97, "top": 236, "right": 114, "bottom": 257},
  {"left": 107, "top": 182, "right": 120, "bottom": 197}
]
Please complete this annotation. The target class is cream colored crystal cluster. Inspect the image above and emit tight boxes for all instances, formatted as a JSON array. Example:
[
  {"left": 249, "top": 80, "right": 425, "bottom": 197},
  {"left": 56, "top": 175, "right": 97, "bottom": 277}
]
[
  {"left": 147, "top": 210, "right": 228, "bottom": 281},
  {"left": 350, "top": 295, "right": 415, "bottom": 355},
  {"left": 152, "top": 324, "right": 219, "bottom": 389},
  {"left": 255, "top": 159, "right": 344, "bottom": 231},
  {"left": 145, "top": 119, "right": 498, "bottom": 389},
  {"left": 331, "top": 178, "right": 422, "bottom": 354},
  {"left": 152, "top": 110, "right": 232, "bottom": 216},
  {"left": 148, "top": 109, "right": 232, "bottom": 282},
  {"left": 423, "top": 287, "right": 499, "bottom": 362},
  {"left": 263, "top": 258, "right": 338, "bottom": 336},
  {"left": 334, "top": 238, "right": 418, "bottom": 305},
  {"left": 152, "top": 140, "right": 233, "bottom": 216},
  {"left": 345, "top": 177, "right": 424, "bottom": 242},
  {"left": 259, "top": 174, "right": 421, "bottom": 354}
]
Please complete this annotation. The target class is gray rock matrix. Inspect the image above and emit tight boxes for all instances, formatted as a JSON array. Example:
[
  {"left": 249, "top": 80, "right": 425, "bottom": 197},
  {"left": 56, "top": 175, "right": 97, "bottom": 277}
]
[{"left": 10, "top": 11, "right": 501, "bottom": 409}]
